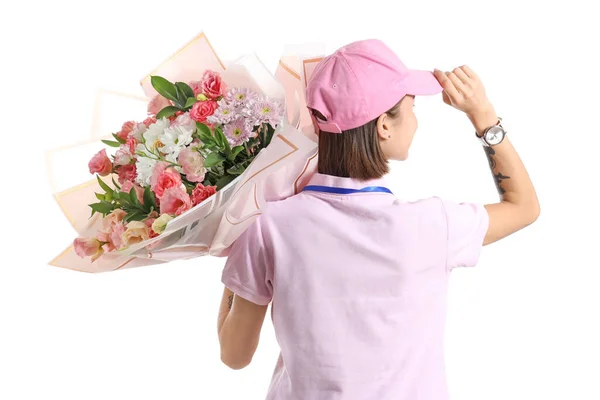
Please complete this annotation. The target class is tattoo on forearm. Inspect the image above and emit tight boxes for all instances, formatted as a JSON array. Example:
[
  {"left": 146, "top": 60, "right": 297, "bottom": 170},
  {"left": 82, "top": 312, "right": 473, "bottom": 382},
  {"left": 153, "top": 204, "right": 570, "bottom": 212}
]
[
  {"left": 484, "top": 146, "right": 510, "bottom": 195},
  {"left": 227, "top": 294, "right": 234, "bottom": 310}
]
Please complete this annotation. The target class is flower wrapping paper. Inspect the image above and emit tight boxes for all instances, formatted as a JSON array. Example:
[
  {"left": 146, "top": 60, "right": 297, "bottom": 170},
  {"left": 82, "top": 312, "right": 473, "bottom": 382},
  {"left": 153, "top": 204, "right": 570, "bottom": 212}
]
[{"left": 48, "top": 32, "right": 323, "bottom": 273}]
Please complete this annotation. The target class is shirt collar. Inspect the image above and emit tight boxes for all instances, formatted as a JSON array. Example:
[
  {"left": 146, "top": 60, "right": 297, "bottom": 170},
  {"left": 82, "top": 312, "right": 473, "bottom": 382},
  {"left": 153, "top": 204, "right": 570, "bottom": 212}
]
[{"left": 306, "top": 173, "right": 392, "bottom": 193}]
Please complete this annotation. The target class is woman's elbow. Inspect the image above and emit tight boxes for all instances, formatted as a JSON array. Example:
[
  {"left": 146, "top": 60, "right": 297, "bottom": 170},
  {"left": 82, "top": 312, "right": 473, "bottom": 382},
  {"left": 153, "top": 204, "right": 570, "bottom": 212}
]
[{"left": 220, "top": 350, "right": 251, "bottom": 370}]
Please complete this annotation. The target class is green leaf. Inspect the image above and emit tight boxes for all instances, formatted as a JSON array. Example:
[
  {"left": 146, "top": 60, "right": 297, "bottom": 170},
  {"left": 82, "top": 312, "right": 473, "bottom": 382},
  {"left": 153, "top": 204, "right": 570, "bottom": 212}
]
[
  {"left": 95, "top": 192, "right": 105, "bottom": 201},
  {"left": 143, "top": 186, "right": 157, "bottom": 211},
  {"left": 204, "top": 152, "right": 226, "bottom": 168},
  {"left": 174, "top": 85, "right": 187, "bottom": 108},
  {"left": 185, "top": 97, "right": 198, "bottom": 108},
  {"left": 196, "top": 122, "right": 212, "bottom": 138},
  {"left": 129, "top": 187, "right": 142, "bottom": 209},
  {"left": 97, "top": 175, "right": 114, "bottom": 195},
  {"left": 101, "top": 139, "right": 121, "bottom": 147},
  {"left": 112, "top": 177, "right": 121, "bottom": 190},
  {"left": 156, "top": 106, "right": 180, "bottom": 119},
  {"left": 123, "top": 211, "right": 141, "bottom": 223},
  {"left": 226, "top": 164, "right": 246, "bottom": 175},
  {"left": 112, "top": 133, "right": 126, "bottom": 144},
  {"left": 175, "top": 82, "right": 195, "bottom": 100},
  {"left": 215, "top": 175, "right": 236, "bottom": 191},
  {"left": 89, "top": 201, "right": 114, "bottom": 215},
  {"left": 229, "top": 146, "right": 245, "bottom": 161},
  {"left": 150, "top": 76, "right": 179, "bottom": 104},
  {"left": 217, "top": 127, "right": 231, "bottom": 154}
]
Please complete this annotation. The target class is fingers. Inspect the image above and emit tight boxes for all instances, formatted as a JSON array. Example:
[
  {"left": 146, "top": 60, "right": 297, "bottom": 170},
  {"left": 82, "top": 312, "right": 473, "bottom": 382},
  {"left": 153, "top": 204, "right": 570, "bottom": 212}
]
[
  {"left": 452, "top": 67, "right": 470, "bottom": 85},
  {"left": 446, "top": 71, "right": 468, "bottom": 94},
  {"left": 459, "top": 65, "right": 479, "bottom": 81},
  {"left": 433, "top": 69, "right": 460, "bottom": 99}
]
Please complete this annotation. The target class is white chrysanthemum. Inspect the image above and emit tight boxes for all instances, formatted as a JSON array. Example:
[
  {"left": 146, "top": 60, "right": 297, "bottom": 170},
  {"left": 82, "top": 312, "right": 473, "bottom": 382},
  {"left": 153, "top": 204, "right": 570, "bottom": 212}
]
[
  {"left": 159, "top": 125, "right": 194, "bottom": 157},
  {"left": 143, "top": 117, "right": 170, "bottom": 151},
  {"left": 135, "top": 156, "right": 158, "bottom": 187},
  {"left": 131, "top": 122, "right": 147, "bottom": 141}
]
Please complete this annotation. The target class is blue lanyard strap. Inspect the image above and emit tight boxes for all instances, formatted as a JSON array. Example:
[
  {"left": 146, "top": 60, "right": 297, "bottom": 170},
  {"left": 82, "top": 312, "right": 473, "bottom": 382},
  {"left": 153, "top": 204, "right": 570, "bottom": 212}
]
[{"left": 302, "top": 185, "right": 393, "bottom": 195}]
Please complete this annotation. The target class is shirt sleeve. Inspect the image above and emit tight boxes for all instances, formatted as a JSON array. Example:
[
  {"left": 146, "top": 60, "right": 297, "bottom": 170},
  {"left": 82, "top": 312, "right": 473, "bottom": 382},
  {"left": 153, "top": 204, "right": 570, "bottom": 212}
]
[
  {"left": 221, "top": 214, "right": 274, "bottom": 306},
  {"left": 438, "top": 198, "right": 490, "bottom": 272}
]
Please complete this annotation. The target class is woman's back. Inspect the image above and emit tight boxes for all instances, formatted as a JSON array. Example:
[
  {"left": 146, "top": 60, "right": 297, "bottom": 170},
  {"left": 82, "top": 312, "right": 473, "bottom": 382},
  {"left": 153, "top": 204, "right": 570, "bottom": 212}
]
[{"left": 222, "top": 173, "right": 489, "bottom": 400}]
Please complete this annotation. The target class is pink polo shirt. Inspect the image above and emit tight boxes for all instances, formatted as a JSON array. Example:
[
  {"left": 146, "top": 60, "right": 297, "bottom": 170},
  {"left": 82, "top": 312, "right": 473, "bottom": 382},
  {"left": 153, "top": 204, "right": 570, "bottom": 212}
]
[{"left": 221, "top": 172, "right": 489, "bottom": 400}]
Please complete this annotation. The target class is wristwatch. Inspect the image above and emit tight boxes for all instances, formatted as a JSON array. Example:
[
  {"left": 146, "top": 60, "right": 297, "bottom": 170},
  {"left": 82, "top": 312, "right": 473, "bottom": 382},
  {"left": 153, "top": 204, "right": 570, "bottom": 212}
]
[{"left": 476, "top": 117, "right": 506, "bottom": 147}]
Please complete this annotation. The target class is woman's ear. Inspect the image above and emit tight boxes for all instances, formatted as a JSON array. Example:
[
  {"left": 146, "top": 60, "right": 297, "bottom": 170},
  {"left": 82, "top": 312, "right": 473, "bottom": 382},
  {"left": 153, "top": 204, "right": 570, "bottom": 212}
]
[{"left": 377, "top": 113, "right": 390, "bottom": 140}]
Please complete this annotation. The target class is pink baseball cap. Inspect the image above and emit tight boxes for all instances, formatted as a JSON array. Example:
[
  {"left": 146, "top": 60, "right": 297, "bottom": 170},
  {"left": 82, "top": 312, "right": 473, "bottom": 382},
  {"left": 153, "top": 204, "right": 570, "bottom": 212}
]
[{"left": 306, "top": 39, "right": 443, "bottom": 133}]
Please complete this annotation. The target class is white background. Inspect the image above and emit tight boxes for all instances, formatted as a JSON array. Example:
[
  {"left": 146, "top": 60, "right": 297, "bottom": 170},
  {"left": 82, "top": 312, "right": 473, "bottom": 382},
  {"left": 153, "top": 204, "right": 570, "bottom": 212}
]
[{"left": 1, "top": 0, "right": 599, "bottom": 399}]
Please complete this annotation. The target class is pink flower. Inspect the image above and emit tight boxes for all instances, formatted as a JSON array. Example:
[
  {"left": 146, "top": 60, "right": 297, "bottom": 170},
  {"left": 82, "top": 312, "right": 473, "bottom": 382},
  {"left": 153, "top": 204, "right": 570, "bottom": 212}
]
[
  {"left": 150, "top": 162, "right": 182, "bottom": 198},
  {"left": 116, "top": 121, "right": 136, "bottom": 141},
  {"left": 121, "top": 221, "right": 151, "bottom": 248},
  {"left": 200, "top": 70, "right": 226, "bottom": 100},
  {"left": 120, "top": 181, "right": 145, "bottom": 205},
  {"left": 160, "top": 187, "right": 192, "bottom": 216},
  {"left": 110, "top": 221, "right": 126, "bottom": 250},
  {"left": 101, "top": 209, "right": 127, "bottom": 232},
  {"left": 117, "top": 164, "right": 137, "bottom": 184},
  {"left": 88, "top": 149, "right": 113, "bottom": 176},
  {"left": 189, "top": 80, "right": 203, "bottom": 97},
  {"left": 191, "top": 184, "right": 217, "bottom": 206},
  {"left": 144, "top": 218, "right": 159, "bottom": 238},
  {"left": 190, "top": 100, "right": 218, "bottom": 123},
  {"left": 178, "top": 147, "right": 207, "bottom": 183},
  {"left": 147, "top": 95, "right": 171, "bottom": 117},
  {"left": 125, "top": 136, "right": 138, "bottom": 154},
  {"left": 143, "top": 116, "right": 157, "bottom": 127},
  {"left": 114, "top": 148, "right": 131, "bottom": 166},
  {"left": 73, "top": 237, "right": 104, "bottom": 261}
]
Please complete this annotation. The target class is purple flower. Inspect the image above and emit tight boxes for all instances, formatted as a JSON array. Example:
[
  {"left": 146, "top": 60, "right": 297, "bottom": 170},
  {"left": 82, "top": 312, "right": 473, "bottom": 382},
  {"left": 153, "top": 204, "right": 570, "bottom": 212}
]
[
  {"left": 245, "top": 98, "right": 284, "bottom": 127},
  {"left": 223, "top": 118, "right": 252, "bottom": 146},
  {"left": 226, "top": 87, "right": 259, "bottom": 107},
  {"left": 207, "top": 99, "right": 237, "bottom": 125}
]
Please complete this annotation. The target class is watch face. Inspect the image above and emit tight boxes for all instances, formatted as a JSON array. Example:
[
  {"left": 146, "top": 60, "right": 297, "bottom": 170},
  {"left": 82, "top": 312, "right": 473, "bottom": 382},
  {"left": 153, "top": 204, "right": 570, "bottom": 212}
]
[{"left": 485, "top": 126, "right": 505, "bottom": 145}]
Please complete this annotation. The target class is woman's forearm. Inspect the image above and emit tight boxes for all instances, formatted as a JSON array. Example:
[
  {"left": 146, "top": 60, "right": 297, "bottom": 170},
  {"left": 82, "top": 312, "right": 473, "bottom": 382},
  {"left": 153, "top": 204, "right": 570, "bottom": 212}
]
[{"left": 469, "top": 106, "right": 540, "bottom": 213}]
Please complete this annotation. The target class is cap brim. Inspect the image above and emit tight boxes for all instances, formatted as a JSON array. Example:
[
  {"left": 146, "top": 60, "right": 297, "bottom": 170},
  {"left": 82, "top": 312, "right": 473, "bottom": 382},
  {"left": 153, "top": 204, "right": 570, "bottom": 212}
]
[{"left": 402, "top": 69, "right": 443, "bottom": 96}]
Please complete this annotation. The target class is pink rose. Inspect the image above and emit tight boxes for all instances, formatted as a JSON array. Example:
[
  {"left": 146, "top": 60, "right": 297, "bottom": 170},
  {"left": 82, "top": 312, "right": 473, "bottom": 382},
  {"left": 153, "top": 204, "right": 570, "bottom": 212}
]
[
  {"left": 114, "top": 148, "right": 131, "bottom": 166},
  {"left": 191, "top": 184, "right": 217, "bottom": 206},
  {"left": 200, "top": 70, "right": 226, "bottom": 100},
  {"left": 117, "top": 164, "right": 137, "bottom": 184},
  {"left": 147, "top": 95, "right": 172, "bottom": 117},
  {"left": 159, "top": 187, "right": 192, "bottom": 216},
  {"left": 73, "top": 237, "right": 104, "bottom": 261},
  {"left": 150, "top": 162, "right": 182, "bottom": 198},
  {"left": 143, "top": 116, "right": 157, "bottom": 127},
  {"left": 190, "top": 100, "right": 218, "bottom": 123},
  {"left": 88, "top": 149, "right": 113, "bottom": 176},
  {"left": 116, "top": 121, "right": 136, "bottom": 141},
  {"left": 120, "top": 181, "right": 145, "bottom": 205},
  {"left": 121, "top": 221, "right": 151, "bottom": 248},
  {"left": 189, "top": 81, "right": 202, "bottom": 97},
  {"left": 178, "top": 147, "right": 207, "bottom": 183}
]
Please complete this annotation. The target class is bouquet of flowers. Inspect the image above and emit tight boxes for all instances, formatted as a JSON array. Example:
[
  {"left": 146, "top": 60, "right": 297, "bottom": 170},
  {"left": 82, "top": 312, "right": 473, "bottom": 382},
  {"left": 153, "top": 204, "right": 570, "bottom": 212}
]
[
  {"left": 48, "top": 32, "right": 322, "bottom": 272},
  {"left": 76, "top": 71, "right": 284, "bottom": 262}
]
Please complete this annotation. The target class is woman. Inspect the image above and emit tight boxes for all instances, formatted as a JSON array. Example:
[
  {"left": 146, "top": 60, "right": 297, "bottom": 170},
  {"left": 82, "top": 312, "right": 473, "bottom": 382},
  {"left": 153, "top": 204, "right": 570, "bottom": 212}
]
[{"left": 216, "top": 39, "right": 540, "bottom": 400}]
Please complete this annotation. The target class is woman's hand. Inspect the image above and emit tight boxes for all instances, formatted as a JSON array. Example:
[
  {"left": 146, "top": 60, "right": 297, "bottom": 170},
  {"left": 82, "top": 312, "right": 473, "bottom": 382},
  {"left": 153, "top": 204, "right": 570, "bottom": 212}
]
[
  {"left": 433, "top": 66, "right": 493, "bottom": 116},
  {"left": 433, "top": 65, "right": 498, "bottom": 135}
]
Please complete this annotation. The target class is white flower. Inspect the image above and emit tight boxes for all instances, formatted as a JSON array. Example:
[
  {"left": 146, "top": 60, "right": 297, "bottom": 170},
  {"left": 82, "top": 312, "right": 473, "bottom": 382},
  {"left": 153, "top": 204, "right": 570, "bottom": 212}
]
[
  {"left": 131, "top": 122, "right": 147, "bottom": 141},
  {"left": 143, "top": 117, "right": 170, "bottom": 151},
  {"left": 170, "top": 112, "right": 196, "bottom": 132},
  {"left": 164, "top": 152, "right": 183, "bottom": 174},
  {"left": 135, "top": 156, "right": 158, "bottom": 187},
  {"left": 159, "top": 125, "right": 194, "bottom": 158}
]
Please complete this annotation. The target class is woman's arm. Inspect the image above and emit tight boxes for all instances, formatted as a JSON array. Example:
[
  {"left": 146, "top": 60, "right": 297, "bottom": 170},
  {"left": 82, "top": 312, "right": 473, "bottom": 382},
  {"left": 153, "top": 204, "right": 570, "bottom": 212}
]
[
  {"left": 468, "top": 106, "right": 540, "bottom": 245},
  {"left": 434, "top": 66, "right": 540, "bottom": 246},
  {"left": 217, "top": 287, "right": 268, "bottom": 370}
]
